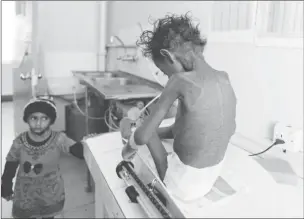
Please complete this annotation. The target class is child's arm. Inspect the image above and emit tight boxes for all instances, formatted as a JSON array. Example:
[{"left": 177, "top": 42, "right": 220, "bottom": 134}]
[
  {"left": 157, "top": 125, "right": 174, "bottom": 139},
  {"left": 69, "top": 142, "right": 84, "bottom": 159},
  {"left": 134, "top": 75, "right": 181, "bottom": 145},
  {"left": 58, "top": 132, "right": 84, "bottom": 159},
  {"left": 1, "top": 161, "right": 19, "bottom": 199},
  {"left": 1, "top": 139, "right": 21, "bottom": 200}
]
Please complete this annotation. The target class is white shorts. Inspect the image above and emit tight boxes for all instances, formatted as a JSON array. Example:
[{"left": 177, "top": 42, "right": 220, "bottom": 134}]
[{"left": 164, "top": 151, "right": 224, "bottom": 203}]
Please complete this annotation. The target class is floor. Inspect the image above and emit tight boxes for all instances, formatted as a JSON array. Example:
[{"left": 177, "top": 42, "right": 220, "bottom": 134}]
[{"left": 1, "top": 101, "right": 95, "bottom": 218}]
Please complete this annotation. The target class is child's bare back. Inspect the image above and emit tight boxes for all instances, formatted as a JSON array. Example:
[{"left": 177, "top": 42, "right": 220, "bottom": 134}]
[{"left": 171, "top": 68, "right": 237, "bottom": 168}]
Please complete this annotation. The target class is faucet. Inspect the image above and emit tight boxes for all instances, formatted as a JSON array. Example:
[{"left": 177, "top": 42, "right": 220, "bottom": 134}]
[
  {"left": 20, "top": 70, "right": 42, "bottom": 81},
  {"left": 31, "top": 69, "right": 43, "bottom": 98},
  {"left": 110, "top": 35, "right": 125, "bottom": 47},
  {"left": 20, "top": 68, "right": 42, "bottom": 98},
  {"left": 117, "top": 54, "right": 138, "bottom": 62},
  {"left": 110, "top": 35, "right": 138, "bottom": 62}
]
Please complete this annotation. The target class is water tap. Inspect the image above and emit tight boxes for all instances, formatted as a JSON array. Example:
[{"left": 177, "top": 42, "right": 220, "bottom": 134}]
[{"left": 117, "top": 54, "right": 138, "bottom": 62}]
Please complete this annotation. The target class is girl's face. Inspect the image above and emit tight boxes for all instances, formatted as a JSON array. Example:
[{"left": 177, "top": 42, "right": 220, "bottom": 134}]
[{"left": 27, "top": 112, "right": 51, "bottom": 135}]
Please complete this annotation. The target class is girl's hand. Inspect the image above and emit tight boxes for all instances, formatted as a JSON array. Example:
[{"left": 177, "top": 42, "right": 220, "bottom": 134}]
[
  {"left": 1, "top": 183, "right": 13, "bottom": 201},
  {"left": 2, "top": 194, "right": 13, "bottom": 201},
  {"left": 121, "top": 142, "right": 138, "bottom": 161}
]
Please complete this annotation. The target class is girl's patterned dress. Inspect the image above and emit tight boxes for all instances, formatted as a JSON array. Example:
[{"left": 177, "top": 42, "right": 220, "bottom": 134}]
[{"left": 6, "top": 131, "right": 77, "bottom": 218}]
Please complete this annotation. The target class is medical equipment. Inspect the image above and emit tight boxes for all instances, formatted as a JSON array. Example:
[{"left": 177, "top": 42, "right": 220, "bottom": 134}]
[
  {"left": 106, "top": 94, "right": 161, "bottom": 132},
  {"left": 116, "top": 161, "right": 173, "bottom": 218}
]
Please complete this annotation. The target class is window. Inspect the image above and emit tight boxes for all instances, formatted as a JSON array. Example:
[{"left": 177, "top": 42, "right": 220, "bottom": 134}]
[
  {"left": 209, "top": 1, "right": 303, "bottom": 47},
  {"left": 208, "top": 1, "right": 257, "bottom": 43},
  {"left": 15, "top": 1, "right": 27, "bottom": 16},
  {"left": 211, "top": 1, "right": 254, "bottom": 32},
  {"left": 257, "top": 1, "right": 303, "bottom": 38},
  {"left": 255, "top": 1, "right": 303, "bottom": 48}
]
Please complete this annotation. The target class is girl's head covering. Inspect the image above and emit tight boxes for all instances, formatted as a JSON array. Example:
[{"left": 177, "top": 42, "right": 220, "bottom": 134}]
[{"left": 23, "top": 97, "right": 57, "bottom": 124}]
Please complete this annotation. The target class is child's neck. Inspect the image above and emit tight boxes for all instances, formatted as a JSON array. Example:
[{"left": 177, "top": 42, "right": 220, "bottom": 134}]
[{"left": 28, "top": 129, "right": 52, "bottom": 142}]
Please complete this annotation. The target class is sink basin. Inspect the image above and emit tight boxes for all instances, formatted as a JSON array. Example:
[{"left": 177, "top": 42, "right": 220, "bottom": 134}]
[
  {"left": 74, "top": 71, "right": 119, "bottom": 78},
  {"left": 95, "top": 72, "right": 116, "bottom": 78},
  {"left": 92, "top": 77, "right": 135, "bottom": 87}
]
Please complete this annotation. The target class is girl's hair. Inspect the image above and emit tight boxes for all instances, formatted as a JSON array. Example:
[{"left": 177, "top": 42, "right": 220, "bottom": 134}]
[{"left": 136, "top": 12, "right": 207, "bottom": 61}]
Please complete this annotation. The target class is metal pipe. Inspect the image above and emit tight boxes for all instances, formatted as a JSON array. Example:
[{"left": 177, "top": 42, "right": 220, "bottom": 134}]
[
  {"left": 96, "top": 1, "right": 101, "bottom": 71},
  {"left": 106, "top": 44, "right": 137, "bottom": 49},
  {"left": 84, "top": 86, "right": 93, "bottom": 193},
  {"left": 31, "top": 1, "right": 39, "bottom": 98},
  {"left": 96, "top": 1, "right": 107, "bottom": 71},
  {"left": 110, "top": 35, "right": 125, "bottom": 47}
]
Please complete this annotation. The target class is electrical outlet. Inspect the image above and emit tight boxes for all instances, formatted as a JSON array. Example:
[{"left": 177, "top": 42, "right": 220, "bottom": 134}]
[
  {"left": 273, "top": 122, "right": 289, "bottom": 142},
  {"left": 273, "top": 122, "right": 303, "bottom": 153}
]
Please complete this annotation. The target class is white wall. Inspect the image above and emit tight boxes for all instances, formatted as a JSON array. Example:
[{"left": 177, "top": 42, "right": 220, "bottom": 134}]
[
  {"left": 205, "top": 43, "right": 303, "bottom": 139},
  {"left": 106, "top": 1, "right": 212, "bottom": 43},
  {"left": 38, "top": 2, "right": 96, "bottom": 52},
  {"left": 1, "top": 64, "right": 14, "bottom": 96},
  {"left": 36, "top": 1, "right": 100, "bottom": 95},
  {"left": 254, "top": 47, "right": 303, "bottom": 132},
  {"left": 2, "top": 2, "right": 99, "bottom": 96}
]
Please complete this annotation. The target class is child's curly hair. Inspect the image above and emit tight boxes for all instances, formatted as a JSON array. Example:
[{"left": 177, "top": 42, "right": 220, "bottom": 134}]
[{"left": 136, "top": 12, "right": 207, "bottom": 61}]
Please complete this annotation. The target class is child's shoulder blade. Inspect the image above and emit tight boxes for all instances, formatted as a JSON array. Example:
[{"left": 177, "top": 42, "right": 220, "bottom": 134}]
[{"left": 216, "top": 71, "right": 231, "bottom": 84}]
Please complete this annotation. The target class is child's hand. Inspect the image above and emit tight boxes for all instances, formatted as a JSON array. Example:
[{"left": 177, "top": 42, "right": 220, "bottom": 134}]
[
  {"left": 1, "top": 183, "right": 13, "bottom": 201},
  {"left": 2, "top": 194, "right": 13, "bottom": 201},
  {"left": 120, "top": 118, "right": 133, "bottom": 139},
  {"left": 121, "top": 142, "right": 138, "bottom": 161}
]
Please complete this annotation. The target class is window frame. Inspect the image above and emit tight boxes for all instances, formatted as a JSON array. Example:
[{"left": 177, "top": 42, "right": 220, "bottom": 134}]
[{"left": 208, "top": 1, "right": 303, "bottom": 49}]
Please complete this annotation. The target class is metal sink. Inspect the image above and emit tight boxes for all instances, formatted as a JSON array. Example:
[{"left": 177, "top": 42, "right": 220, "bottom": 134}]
[
  {"left": 74, "top": 71, "right": 120, "bottom": 78},
  {"left": 91, "top": 77, "right": 135, "bottom": 87},
  {"left": 89, "top": 72, "right": 116, "bottom": 78},
  {"left": 73, "top": 70, "right": 144, "bottom": 89}
]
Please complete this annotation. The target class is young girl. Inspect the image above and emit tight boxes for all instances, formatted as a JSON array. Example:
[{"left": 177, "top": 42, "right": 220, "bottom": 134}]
[
  {"left": 1, "top": 98, "right": 85, "bottom": 219},
  {"left": 122, "top": 13, "right": 237, "bottom": 208}
]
